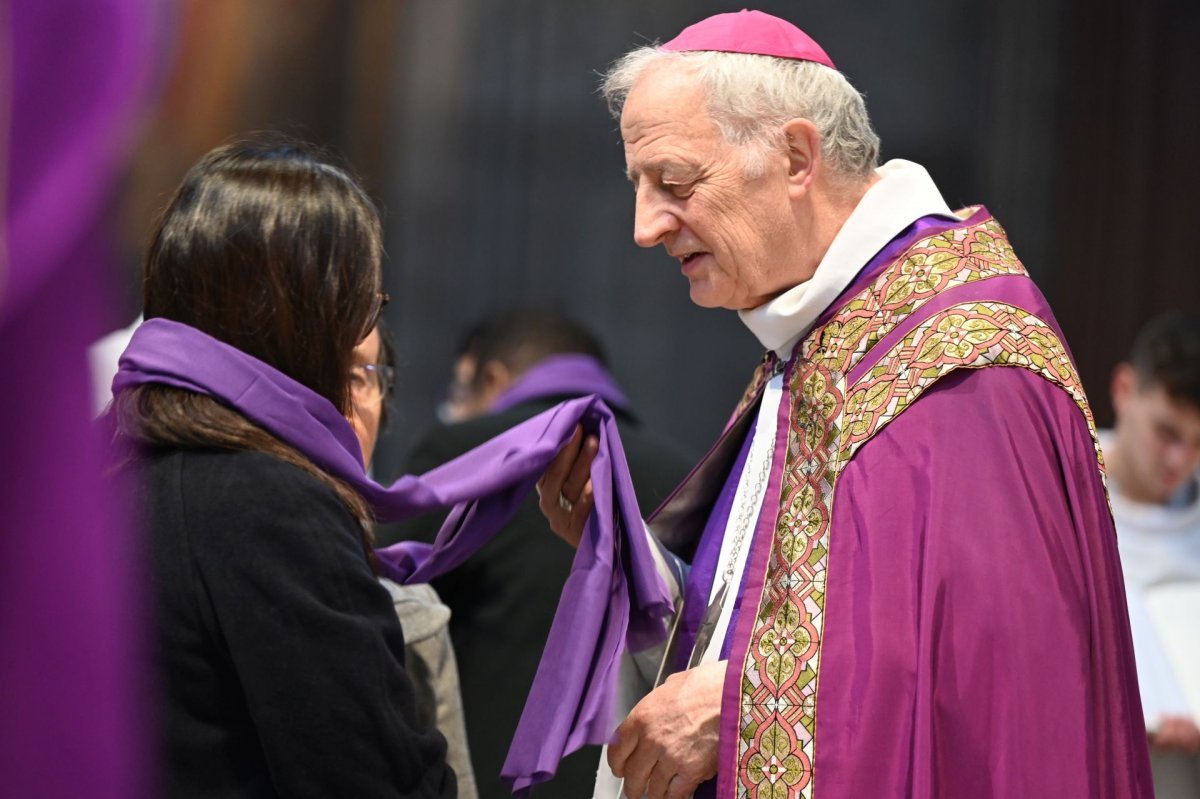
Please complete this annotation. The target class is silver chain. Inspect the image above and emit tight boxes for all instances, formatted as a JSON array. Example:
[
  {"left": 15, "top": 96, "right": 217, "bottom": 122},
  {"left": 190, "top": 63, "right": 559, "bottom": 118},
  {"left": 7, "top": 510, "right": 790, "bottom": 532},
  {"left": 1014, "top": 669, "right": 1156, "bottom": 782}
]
[{"left": 721, "top": 410, "right": 776, "bottom": 583}]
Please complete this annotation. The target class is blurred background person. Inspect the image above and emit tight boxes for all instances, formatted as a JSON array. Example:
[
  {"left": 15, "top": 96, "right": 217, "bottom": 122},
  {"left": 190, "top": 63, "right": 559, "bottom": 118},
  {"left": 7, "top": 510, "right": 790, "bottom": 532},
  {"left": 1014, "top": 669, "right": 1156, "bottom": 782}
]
[
  {"left": 350, "top": 324, "right": 479, "bottom": 799},
  {"left": 111, "top": 140, "right": 455, "bottom": 797},
  {"left": 1102, "top": 310, "right": 1200, "bottom": 797},
  {"left": 435, "top": 324, "right": 484, "bottom": 423},
  {"left": 383, "top": 309, "right": 691, "bottom": 798}
]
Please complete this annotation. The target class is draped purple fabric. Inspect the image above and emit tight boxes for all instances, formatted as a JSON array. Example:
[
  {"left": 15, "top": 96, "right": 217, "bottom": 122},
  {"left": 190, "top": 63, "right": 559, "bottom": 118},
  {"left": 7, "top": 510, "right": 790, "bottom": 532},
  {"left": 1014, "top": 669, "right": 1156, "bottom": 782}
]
[
  {"left": 674, "top": 423, "right": 754, "bottom": 673},
  {"left": 113, "top": 318, "right": 673, "bottom": 794},
  {"left": 703, "top": 211, "right": 1152, "bottom": 796},
  {"left": 813, "top": 368, "right": 1150, "bottom": 797},
  {"left": 489, "top": 353, "right": 630, "bottom": 414},
  {"left": 1, "top": 2, "right": 158, "bottom": 796}
]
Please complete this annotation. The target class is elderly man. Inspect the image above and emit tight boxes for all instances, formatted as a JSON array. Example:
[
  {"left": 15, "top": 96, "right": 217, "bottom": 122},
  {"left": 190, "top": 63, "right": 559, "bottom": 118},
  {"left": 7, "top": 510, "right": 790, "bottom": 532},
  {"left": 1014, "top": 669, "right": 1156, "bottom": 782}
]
[{"left": 539, "top": 10, "right": 1152, "bottom": 799}]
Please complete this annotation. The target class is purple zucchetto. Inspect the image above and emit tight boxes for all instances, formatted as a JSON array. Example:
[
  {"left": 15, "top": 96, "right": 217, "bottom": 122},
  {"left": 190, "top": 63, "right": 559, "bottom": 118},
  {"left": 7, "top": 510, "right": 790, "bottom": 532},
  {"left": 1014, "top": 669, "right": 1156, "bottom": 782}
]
[{"left": 662, "top": 9, "right": 836, "bottom": 69}]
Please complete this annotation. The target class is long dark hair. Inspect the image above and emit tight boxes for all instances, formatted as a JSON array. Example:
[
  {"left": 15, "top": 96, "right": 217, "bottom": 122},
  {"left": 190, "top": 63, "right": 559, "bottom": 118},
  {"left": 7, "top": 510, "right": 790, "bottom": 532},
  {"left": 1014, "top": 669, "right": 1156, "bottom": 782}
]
[{"left": 115, "top": 139, "right": 383, "bottom": 547}]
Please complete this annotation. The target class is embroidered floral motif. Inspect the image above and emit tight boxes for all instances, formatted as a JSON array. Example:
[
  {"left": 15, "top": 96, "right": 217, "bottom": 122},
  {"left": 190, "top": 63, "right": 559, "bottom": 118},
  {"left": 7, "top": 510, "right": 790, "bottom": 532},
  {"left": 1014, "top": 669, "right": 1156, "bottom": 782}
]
[
  {"left": 843, "top": 302, "right": 1101, "bottom": 464},
  {"left": 802, "top": 218, "right": 1027, "bottom": 370},
  {"left": 914, "top": 311, "right": 1000, "bottom": 363},
  {"left": 732, "top": 213, "right": 1101, "bottom": 798},
  {"left": 737, "top": 359, "right": 838, "bottom": 799},
  {"left": 967, "top": 226, "right": 1018, "bottom": 266},
  {"left": 745, "top": 722, "right": 809, "bottom": 798}
]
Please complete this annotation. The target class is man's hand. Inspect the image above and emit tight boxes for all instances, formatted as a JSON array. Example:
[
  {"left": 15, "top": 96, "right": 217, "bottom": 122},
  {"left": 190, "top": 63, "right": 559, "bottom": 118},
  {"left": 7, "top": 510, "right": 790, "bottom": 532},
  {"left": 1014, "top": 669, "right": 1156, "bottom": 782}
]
[
  {"left": 1150, "top": 715, "right": 1200, "bottom": 753},
  {"left": 535, "top": 424, "right": 598, "bottom": 548},
  {"left": 609, "top": 660, "right": 726, "bottom": 799}
]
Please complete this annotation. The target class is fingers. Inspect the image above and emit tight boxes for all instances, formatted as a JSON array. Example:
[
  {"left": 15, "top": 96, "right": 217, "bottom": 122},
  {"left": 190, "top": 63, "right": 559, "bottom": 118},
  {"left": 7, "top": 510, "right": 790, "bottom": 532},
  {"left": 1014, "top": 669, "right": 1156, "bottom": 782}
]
[
  {"left": 561, "top": 433, "right": 598, "bottom": 503},
  {"left": 666, "top": 774, "right": 695, "bottom": 799},
  {"left": 607, "top": 719, "right": 638, "bottom": 779},
  {"left": 569, "top": 480, "right": 595, "bottom": 535},
  {"left": 619, "top": 744, "right": 657, "bottom": 799},
  {"left": 1152, "top": 717, "right": 1200, "bottom": 752},
  {"left": 537, "top": 425, "right": 584, "bottom": 498},
  {"left": 645, "top": 762, "right": 675, "bottom": 799},
  {"left": 535, "top": 425, "right": 600, "bottom": 549}
]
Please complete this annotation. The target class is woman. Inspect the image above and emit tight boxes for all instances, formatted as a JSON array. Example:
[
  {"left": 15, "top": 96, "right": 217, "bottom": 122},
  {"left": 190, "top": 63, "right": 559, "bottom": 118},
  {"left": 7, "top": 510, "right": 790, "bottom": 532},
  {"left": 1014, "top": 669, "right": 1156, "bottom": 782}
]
[{"left": 112, "top": 141, "right": 456, "bottom": 797}]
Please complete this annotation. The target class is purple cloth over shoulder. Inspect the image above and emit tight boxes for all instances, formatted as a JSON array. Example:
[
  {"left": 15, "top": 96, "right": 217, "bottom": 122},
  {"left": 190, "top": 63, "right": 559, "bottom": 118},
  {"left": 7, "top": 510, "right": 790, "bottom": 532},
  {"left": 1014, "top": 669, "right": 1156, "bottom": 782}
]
[
  {"left": 113, "top": 318, "right": 673, "bottom": 794},
  {"left": 489, "top": 353, "right": 630, "bottom": 414}
]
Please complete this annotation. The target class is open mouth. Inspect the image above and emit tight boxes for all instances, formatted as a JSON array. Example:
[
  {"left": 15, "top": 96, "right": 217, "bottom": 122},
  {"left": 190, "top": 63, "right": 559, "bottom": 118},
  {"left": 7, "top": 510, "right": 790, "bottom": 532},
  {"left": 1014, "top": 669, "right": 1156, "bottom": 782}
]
[{"left": 680, "top": 252, "right": 708, "bottom": 268}]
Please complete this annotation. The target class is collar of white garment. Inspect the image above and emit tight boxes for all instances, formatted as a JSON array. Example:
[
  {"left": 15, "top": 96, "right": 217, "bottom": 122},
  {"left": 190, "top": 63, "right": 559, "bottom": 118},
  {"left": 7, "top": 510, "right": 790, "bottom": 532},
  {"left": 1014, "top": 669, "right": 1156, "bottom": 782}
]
[{"left": 739, "top": 159, "right": 957, "bottom": 359}]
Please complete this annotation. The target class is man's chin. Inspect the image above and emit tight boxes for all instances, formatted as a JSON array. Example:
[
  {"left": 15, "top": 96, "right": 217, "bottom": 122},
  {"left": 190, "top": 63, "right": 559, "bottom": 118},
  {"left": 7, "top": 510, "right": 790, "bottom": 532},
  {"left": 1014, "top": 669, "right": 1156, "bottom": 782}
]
[
  {"left": 1160, "top": 475, "right": 1192, "bottom": 501},
  {"left": 686, "top": 283, "right": 724, "bottom": 309}
]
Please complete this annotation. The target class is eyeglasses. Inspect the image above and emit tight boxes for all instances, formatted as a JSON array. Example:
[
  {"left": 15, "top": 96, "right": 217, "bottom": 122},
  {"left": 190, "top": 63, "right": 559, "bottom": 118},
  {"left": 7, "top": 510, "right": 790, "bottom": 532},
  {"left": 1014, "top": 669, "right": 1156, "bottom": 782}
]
[
  {"left": 360, "top": 291, "right": 390, "bottom": 342},
  {"left": 350, "top": 362, "right": 396, "bottom": 407}
]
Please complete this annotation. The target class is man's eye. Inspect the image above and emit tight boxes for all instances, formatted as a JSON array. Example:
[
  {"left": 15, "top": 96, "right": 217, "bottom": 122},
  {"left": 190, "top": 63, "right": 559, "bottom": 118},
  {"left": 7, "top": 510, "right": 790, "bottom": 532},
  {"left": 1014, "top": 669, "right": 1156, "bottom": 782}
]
[
  {"left": 1156, "top": 424, "right": 1182, "bottom": 444},
  {"left": 665, "top": 181, "right": 695, "bottom": 198}
]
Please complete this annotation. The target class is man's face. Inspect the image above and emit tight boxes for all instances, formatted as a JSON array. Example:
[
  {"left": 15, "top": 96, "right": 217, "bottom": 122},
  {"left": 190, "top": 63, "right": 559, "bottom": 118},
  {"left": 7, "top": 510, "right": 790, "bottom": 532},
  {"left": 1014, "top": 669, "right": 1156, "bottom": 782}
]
[
  {"left": 438, "top": 353, "right": 480, "bottom": 423},
  {"left": 437, "top": 353, "right": 514, "bottom": 423},
  {"left": 1112, "top": 365, "right": 1200, "bottom": 503},
  {"left": 620, "top": 63, "right": 802, "bottom": 310}
]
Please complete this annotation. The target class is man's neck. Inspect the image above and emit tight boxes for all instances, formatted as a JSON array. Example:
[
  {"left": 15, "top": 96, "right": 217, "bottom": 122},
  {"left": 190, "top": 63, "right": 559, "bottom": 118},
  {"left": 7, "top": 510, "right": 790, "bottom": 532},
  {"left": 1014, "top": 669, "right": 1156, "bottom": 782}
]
[{"left": 795, "top": 172, "right": 882, "bottom": 281}]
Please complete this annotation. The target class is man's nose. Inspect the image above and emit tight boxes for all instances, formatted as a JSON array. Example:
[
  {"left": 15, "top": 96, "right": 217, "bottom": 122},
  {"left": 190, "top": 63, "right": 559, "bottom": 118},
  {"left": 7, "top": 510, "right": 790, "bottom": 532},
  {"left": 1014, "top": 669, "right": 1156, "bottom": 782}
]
[{"left": 632, "top": 189, "right": 678, "bottom": 249}]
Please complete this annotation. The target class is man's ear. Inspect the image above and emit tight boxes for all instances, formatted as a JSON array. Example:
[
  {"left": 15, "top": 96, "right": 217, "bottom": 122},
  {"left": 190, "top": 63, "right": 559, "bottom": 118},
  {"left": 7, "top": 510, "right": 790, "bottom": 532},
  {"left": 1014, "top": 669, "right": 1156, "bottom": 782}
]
[
  {"left": 1111, "top": 362, "right": 1137, "bottom": 416},
  {"left": 476, "top": 360, "right": 514, "bottom": 409},
  {"left": 781, "top": 117, "right": 820, "bottom": 197}
]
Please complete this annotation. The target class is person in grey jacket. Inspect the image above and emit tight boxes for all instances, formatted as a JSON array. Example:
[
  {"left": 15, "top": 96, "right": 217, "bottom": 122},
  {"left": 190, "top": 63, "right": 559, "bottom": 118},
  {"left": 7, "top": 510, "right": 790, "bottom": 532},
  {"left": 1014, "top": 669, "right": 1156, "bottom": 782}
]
[{"left": 351, "top": 324, "right": 478, "bottom": 799}]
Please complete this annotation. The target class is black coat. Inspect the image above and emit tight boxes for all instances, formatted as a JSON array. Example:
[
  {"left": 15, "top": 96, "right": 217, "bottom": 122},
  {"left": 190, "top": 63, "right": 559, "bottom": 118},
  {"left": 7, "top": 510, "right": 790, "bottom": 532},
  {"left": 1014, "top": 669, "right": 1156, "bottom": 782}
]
[
  {"left": 138, "top": 447, "right": 456, "bottom": 798},
  {"left": 380, "top": 399, "right": 690, "bottom": 799}
]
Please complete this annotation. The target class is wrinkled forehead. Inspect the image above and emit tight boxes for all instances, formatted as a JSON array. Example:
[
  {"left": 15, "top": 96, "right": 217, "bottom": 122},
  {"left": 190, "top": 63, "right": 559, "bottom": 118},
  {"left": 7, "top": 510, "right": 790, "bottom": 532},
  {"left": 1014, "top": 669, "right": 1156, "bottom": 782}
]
[{"left": 619, "top": 61, "right": 710, "bottom": 140}]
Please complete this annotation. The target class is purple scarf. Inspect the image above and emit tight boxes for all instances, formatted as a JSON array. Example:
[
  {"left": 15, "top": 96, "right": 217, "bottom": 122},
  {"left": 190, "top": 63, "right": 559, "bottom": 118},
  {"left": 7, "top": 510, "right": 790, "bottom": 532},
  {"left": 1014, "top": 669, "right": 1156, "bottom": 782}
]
[
  {"left": 113, "top": 318, "right": 673, "bottom": 794},
  {"left": 489, "top": 354, "right": 630, "bottom": 415}
]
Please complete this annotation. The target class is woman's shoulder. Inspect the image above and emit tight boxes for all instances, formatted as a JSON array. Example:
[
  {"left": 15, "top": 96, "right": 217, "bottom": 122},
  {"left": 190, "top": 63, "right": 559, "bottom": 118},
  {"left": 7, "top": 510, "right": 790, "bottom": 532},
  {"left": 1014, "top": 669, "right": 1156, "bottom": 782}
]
[{"left": 145, "top": 447, "right": 355, "bottom": 533}]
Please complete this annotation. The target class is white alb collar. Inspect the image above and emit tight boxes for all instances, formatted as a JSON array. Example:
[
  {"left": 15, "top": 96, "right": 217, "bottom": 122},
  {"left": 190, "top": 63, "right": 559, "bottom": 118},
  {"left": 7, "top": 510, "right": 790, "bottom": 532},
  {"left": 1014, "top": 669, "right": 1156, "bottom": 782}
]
[{"left": 739, "top": 159, "right": 956, "bottom": 358}]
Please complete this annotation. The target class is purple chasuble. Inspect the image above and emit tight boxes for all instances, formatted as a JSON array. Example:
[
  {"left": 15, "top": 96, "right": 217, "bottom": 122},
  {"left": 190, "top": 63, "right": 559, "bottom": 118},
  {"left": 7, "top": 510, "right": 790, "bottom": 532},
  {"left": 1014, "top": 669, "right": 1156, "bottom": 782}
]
[
  {"left": 489, "top": 354, "right": 630, "bottom": 415},
  {"left": 113, "top": 319, "right": 673, "bottom": 794},
  {"left": 653, "top": 210, "right": 1152, "bottom": 797},
  {"left": 1, "top": 2, "right": 160, "bottom": 797},
  {"left": 809, "top": 365, "right": 1151, "bottom": 797}
]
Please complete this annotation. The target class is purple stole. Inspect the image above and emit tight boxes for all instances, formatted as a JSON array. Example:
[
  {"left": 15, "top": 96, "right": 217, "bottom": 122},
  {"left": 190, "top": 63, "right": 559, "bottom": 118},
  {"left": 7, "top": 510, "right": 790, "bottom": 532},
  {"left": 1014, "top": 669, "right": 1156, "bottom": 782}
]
[
  {"left": 113, "top": 320, "right": 673, "bottom": 794},
  {"left": 489, "top": 353, "right": 631, "bottom": 415}
]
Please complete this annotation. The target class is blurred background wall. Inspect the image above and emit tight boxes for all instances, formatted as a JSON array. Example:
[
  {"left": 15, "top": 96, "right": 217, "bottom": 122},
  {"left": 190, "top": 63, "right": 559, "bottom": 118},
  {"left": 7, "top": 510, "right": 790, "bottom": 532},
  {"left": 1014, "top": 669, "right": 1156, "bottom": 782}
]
[{"left": 116, "top": 0, "right": 1200, "bottom": 473}]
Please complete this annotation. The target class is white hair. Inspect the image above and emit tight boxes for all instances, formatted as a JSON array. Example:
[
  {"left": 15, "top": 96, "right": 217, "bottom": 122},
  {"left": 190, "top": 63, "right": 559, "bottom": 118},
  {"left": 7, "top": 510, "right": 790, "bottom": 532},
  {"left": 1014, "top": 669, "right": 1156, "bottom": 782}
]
[{"left": 601, "top": 47, "right": 880, "bottom": 181}]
